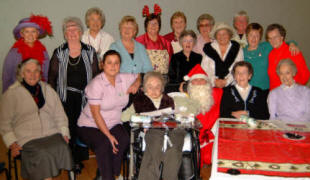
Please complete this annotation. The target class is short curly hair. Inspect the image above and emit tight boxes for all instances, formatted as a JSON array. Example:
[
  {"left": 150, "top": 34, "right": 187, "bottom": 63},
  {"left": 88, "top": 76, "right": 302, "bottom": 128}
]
[
  {"left": 266, "top": 23, "right": 286, "bottom": 41},
  {"left": 85, "top": 7, "right": 105, "bottom": 28},
  {"left": 232, "top": 61, "right": 254, "bottom": 77},
  {"left": 144, "top": 13, "right": 161, "bottom": 33}
]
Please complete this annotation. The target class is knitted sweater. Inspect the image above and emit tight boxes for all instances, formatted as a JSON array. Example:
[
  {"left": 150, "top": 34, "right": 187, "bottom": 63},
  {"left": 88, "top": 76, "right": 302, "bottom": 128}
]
[{"left": 0, "top": 81, "right": 69, "bottom": 147}]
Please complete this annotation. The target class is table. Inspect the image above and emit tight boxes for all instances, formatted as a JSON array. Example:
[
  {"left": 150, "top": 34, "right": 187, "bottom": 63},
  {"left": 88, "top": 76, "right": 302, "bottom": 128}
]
[{"left": 210, "top": 118, "right": 310, "bottom": 180}]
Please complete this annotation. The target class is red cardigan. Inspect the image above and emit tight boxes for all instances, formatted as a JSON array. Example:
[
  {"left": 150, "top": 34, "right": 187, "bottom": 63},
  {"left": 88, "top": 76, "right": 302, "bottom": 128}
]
[{"left": 268, "top": 42, "right": 310, "bottom": 90}]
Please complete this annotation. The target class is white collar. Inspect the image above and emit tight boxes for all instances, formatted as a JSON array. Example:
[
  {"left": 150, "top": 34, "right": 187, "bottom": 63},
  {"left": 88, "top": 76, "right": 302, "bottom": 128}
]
[
  {"left": 235, "top": 84, "right": 251, "bottom": 91},
  {"left": 281, "top": 83, "right": 296, "bottom": 90}
]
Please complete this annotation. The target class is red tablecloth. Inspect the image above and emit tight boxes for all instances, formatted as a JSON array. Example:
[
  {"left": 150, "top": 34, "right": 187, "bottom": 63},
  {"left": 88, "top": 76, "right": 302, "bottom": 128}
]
[{"left": 217, "top": 121, "right": 310, "bottom": 177}]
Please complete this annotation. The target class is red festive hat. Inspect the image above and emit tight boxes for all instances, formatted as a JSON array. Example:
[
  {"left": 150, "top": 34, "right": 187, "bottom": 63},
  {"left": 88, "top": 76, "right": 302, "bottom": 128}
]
[
  {"left": 142, "top": 4, "right": 162, "bottom": 17},
  {"left": 184, "top": 64, "right": 208, "bottom": 81},
  {"left": 13, "top": 14, "right": 53, "bottom": 39}
]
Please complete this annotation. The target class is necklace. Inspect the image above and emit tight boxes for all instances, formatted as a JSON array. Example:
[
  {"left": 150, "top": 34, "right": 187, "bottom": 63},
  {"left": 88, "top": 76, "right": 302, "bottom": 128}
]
[
  {"left": 68, "top": 55, "right": 81, "bottom": 66},
  {"left": 245, "top": 46, "right": 263, "bottom": 60}
]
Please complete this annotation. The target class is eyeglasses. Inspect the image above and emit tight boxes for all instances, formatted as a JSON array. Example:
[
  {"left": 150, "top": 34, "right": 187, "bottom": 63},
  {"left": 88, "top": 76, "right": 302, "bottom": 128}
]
[{"left": 199, "top": 24, "right": 211, "bottom": 28}]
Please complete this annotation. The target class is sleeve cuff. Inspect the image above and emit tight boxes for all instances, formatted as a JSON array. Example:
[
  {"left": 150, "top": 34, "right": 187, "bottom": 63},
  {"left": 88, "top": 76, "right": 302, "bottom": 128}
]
[
  {"left": 60, "top": 127, "right": 70, "bottom": 139},
  {"left": 3, "top": 132, "right": 17, "bottom": 148},
  {"left": 88, "top": 99, "right": 101, "bottom": 105}
]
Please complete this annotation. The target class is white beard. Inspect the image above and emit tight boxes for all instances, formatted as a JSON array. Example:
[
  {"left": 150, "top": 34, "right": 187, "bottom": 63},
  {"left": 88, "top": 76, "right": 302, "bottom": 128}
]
[{"left": 188, "top": 82, "right": 214, "bottom": 114}]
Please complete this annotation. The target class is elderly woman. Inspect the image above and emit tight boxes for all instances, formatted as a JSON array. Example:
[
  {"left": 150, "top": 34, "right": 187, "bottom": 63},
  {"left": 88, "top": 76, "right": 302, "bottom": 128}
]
[
  {"left": 2, "top": 14, "right": 52, "bottom": 93},
  {"left": 266, "top": 24, "right": 310, "bottom": 90},
  {"left": 82, "top": 7, "right": 114, "bottom": 62},
  {"left": 77, "top": 50, "right": 138, "bottom": 180},
  {"left": 164, "top": 11, "right": 187, "bottom": 53},
  {"left": 136, "top": 4, "right": 173, "bottom": 79},
  {"left": 232, "top": 10, "right": 249, "bottom": 48},
  {"left": 48, "top": 17, "right": 99, "bottom": 172},
  {"left": 201, "top": 22, "right": 243, "bottom": 88},
  {"left": 166, "top": 30, "right": 202, "bottom": 92},
  {"left": 110, "top": 15, "right": 153, "bottom": 74},
  {"left": 122, "top": 71, "right": 185, "bottom": 180},
  {"left": 0, "top": 59, "right": 72, "bottom": 180},
  {"left": 192, "top": 13, "right": 215, "bottom": 56},
  {"left": 244, "top": 23, "right": 300, "bottom": 90},
  {"left": 268, "top": 59, "right": 310, "bottom": 122},
  {"left": 220, "top": 61, "right": 269, "bottom": 119}
]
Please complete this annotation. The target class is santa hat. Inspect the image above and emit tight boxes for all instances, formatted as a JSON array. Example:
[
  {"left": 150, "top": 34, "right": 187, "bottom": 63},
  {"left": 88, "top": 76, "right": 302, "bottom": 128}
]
[{"left": 184, "top": 64, "right": 208, "bottom": 81}]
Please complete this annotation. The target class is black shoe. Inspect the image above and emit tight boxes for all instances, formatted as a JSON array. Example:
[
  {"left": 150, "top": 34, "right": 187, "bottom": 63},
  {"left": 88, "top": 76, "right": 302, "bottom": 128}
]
[{"left": 74, "top": 162, "right": 84, "bottom": 174}]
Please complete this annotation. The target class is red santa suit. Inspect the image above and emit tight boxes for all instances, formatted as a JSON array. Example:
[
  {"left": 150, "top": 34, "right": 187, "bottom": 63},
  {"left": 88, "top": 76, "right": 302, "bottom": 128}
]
[
  {"left": 184, "top": 64, "right": 223, "bottom": 166},
  {"left": 197, "top": 88, "right": 222, "bottom": 166}
]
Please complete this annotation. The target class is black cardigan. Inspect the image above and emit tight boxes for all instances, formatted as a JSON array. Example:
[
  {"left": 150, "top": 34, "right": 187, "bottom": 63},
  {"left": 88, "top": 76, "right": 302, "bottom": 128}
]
[
  {"left": 220, "top": 85, "right": 269, "bottom": 119},
  {"left": 166, "top": 51, "right": 202, "bottom": 92}
]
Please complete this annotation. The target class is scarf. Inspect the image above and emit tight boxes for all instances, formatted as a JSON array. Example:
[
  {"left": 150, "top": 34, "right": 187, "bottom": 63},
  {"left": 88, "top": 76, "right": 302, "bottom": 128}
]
[{"left": 12, "top": 39, "right": 46, "bottom": 65}]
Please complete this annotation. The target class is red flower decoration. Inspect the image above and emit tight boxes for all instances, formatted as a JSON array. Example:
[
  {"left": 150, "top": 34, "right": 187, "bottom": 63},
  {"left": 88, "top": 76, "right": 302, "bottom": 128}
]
[
  {"left": 154, "top": 4, "right": 162, "bottom": 15},
  {"left": 30, "top": 14, "right": 53, "bottom": 36},
  {"left": 142, "top": 5, "right": 150, "bottom": 17}
]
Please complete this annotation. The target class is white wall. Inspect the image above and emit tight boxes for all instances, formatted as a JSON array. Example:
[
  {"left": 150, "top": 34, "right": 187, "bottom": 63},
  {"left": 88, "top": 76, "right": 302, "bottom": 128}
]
[{"left": 1, "top": 0, "right": 310, "bottom": 92}]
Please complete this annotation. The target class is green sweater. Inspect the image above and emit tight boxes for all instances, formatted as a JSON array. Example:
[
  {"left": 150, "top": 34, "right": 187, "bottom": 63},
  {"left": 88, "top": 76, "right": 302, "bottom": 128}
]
[{"left": 243, "top": 42, "right": 271, "bottom": 90}]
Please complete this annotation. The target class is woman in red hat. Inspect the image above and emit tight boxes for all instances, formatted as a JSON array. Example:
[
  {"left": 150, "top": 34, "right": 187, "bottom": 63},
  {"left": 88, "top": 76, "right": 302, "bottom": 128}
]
[{"left": 2, "top": 14, "right": 52, "bottom": 93}]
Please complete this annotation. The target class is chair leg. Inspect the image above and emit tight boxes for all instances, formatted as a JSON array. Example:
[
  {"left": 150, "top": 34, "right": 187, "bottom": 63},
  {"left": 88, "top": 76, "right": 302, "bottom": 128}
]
[
  {"left": 8, "top": 150, "right": 11, "bottom": 180},
  {"left": 14, "top": 157, "right": 18, "bottom": 180},
  {"left": 4, "top": 168, "right": 9, "bottom": 180}
]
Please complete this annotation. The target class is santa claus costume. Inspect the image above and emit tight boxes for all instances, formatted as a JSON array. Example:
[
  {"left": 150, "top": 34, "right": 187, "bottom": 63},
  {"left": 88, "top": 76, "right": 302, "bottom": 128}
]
[{"left": 184, "top": 64, "right": 223, "bottom": 166}]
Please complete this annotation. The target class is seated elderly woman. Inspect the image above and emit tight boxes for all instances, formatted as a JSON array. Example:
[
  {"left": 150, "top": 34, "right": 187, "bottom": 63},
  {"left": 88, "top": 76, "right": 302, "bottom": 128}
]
[
  {"left": 268, "top": 59, "right": 310, "bottom": 122},
  {"left": 0, "top": 59, "right": 72, "bottom": 180},
  {"left": 166, "top": 30, "right": 202, "bottom": 92},
  {"left": 122, "top": 71, "right": 186, "bottom": 180},
  {"left": 220, "top": 61, "right": 269, "bottom": 119},
  {"left": 77, "top": 50, "right": 139, "bottom": 180}
]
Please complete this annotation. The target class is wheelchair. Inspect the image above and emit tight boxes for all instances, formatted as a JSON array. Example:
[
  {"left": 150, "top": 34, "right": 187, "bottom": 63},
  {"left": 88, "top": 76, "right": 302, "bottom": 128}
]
[{"left": 127, "top": 121, "right": 202, "bottom": 180}]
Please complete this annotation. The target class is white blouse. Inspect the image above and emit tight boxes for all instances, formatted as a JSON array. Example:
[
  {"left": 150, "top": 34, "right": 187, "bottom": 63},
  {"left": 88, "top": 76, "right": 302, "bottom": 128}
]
[
  {"left": 82, "top": 29, "right": 115, "bottom": 59},
  {"left": 201, "top": 40, "right": 243, "bottom": 87}
]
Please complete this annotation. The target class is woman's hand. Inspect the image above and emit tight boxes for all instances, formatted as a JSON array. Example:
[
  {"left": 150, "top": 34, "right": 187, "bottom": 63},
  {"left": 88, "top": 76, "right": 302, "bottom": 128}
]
[
  {"left": 90, "top": 104, "right": 120, "bottom": 154},
  {"left": 107, "top": 134, "right": 119, "bottom": 154},
  {"left": 10, "top": 142, "right": 22, "bottom": 157},
  {"left": 215, "top": 79, "right": 226, "bottom": 88},
  {"left": 231, "top": 110, "right": 248, "bottom": 119},
  {"left": 179, "top": 82, "right": 186, "bottom": 92},
  {"left": 289, "top": 43, "right": 300, "bottom": 56},
  {"left": 127, "top": 81, "right": 140, "bottom": 94},
  {"left": 127, "top": 74, "right": 141, "bottom": 94},
  {"left": 63, "top": 136, "right": 69, "bottom": 144}
]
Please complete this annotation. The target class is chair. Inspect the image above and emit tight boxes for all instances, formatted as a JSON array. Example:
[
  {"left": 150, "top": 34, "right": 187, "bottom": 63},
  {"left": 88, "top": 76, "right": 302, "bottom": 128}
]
[{"left": 0, "top": 162, "right": 9, "bottom": 180}]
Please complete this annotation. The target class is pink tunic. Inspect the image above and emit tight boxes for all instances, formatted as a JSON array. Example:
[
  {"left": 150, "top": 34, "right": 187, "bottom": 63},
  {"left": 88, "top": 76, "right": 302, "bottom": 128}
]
[{"left": 78, "top": 73, "right": 137, "bottom": 129}]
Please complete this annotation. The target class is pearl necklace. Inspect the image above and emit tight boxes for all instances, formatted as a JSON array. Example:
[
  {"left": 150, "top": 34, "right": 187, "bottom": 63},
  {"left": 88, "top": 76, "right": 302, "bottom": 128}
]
[{"left": 68, "top": 55, "right": 81, "bottom": 66}]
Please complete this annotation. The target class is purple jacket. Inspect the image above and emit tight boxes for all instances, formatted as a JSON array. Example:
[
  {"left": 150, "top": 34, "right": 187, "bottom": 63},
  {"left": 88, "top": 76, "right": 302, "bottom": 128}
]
[{"left": 2, "top": 48, "right": 49, "bottom": 93}]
